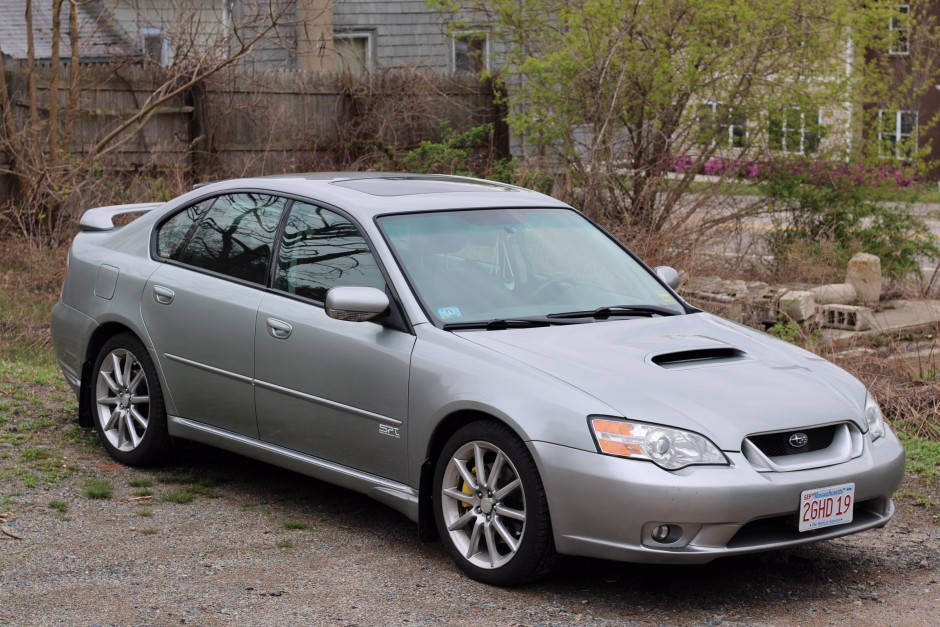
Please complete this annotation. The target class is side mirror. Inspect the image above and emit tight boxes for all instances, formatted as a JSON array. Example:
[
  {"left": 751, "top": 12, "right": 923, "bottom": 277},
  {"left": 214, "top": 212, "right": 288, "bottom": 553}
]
[
  {"left": 325, "top": 286, "right": 390, "bottom": 322},
  {"left": 654, "top": 266, "right": 680, "bottom": 290}
]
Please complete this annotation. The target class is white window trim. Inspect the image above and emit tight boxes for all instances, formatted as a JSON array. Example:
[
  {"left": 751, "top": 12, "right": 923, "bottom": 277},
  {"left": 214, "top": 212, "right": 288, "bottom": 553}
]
[
  {"left": 140, "top": 26, "right": 170, "bottom": 66},
  {"left": 878, "top": 109, "right": 918, "bottom": 159},
  {"left": 889, "top": 4, "right": 910, "bottom": 56},
  {"left": 770, "top": 107, "right": 823, "bottom": 155},
  {"left": 451, "top": 31, "right": 491, "bottom": 73},
  {"left": 700, "top": 101, "right": 747, "bottom": 148},
  {"left": 333, "top": 31, "right": 374, "bottom": 72}
]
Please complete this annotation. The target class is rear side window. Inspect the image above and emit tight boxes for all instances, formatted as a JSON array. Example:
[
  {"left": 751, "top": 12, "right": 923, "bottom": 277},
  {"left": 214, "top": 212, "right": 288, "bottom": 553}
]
[
  {"left": 273, "top": 201, "right": 385, "bottom": 302},
  {"left": 156, "top": 199, "right": 213, "bottom": 259},
  {"left": 176, "top": 193, "right": 288, "bottom": 285}
]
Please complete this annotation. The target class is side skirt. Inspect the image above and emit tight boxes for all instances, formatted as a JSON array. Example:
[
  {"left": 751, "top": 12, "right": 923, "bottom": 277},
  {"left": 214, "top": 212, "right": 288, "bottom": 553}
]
[{"left": 168, "top": 416, "right": 420, "bottom": 522}]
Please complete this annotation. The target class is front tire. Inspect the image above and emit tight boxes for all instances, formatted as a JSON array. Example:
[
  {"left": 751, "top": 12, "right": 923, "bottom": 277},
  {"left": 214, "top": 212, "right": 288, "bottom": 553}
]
[
  {"left": 89, "top": 333, "right": 170, "bottom": 466},
  {"left": 433, "top": 420, "right": 556, "bottom": 585}
]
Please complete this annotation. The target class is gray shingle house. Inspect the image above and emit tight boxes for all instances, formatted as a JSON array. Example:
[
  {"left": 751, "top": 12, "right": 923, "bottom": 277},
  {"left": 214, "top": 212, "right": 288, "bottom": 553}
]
[
  {"left": 1, "top": 1, "right": 494, "bottom": 75},
  {"left": 0, "top": 1, "right": 137, "bottom": 62}
]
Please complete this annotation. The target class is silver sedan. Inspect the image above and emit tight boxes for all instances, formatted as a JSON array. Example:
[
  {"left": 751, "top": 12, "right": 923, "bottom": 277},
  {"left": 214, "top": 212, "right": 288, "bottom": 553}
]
[{"left": 52, "top": 173, "right": 905, "bottom": 585}]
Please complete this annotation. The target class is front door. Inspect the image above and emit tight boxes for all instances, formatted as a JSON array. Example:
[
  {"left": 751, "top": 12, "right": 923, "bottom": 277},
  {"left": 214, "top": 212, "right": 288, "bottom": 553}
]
[{"left": 254, "top": 201, "right": 414, "bottom": 482}]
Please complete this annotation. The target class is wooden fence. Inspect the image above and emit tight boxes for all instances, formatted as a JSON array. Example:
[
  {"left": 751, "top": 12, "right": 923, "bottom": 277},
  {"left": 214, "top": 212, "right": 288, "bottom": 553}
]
[{"left": 0, "top": 62, "right": 501, "bottom": 200}]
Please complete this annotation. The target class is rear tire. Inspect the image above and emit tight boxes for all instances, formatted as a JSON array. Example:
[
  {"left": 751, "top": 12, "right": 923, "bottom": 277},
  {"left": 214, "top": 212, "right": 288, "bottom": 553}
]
[
  {"left": 433, "top": 420, "right": 556, "bottom": 585},
  {"left": 89, "top": 333, "right": 170, "bottom": 466}
]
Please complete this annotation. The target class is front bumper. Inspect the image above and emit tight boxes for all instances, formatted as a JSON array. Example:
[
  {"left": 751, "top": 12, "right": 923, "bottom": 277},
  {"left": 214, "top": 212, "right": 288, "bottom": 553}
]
[{"left": 531, "top": 428, "right": 905, "bottom": 564}]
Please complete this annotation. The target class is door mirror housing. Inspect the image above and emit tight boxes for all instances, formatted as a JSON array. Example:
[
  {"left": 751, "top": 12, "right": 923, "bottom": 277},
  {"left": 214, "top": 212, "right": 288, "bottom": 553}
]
[
  {"left": 325, "top": 286, "right": 390, "bottom": 322},
  {"left": 654, "top": 266, "right": 680, "bottom": 290}
]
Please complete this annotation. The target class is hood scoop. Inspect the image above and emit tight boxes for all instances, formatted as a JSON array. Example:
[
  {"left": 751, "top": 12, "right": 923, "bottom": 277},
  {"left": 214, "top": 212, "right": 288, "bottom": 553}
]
[{"left": 650, "top": 347, "right": 748, "bottom": 370}]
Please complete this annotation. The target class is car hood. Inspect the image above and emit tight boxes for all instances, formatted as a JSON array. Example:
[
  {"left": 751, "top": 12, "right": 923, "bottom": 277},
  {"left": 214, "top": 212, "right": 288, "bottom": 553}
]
[{"left": 455, "top": 312, "right": 867, "bottom": 450}]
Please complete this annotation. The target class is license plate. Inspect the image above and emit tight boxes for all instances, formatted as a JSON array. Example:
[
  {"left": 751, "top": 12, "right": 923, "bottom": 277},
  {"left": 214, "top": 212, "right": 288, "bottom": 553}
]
[{"left": 799, "top": 483, "right": 855, "bottom": 532}]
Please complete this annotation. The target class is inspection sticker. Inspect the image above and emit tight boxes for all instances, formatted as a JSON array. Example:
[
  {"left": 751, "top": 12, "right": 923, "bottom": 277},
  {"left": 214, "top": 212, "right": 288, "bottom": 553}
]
[{"left": 436, "top": 306, "right": 463, "bottom": 320}]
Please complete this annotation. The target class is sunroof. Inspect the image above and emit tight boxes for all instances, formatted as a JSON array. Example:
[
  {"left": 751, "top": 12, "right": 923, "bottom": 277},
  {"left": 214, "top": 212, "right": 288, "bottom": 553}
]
[{"left": 331, "top": 176, "right": 514, "bottom": 197}]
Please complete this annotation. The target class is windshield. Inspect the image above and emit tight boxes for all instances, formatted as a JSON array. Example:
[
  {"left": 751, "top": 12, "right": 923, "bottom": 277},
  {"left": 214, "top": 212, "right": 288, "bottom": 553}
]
[{"left": 378, "top": 208, "right": 684, "bottom": 326}]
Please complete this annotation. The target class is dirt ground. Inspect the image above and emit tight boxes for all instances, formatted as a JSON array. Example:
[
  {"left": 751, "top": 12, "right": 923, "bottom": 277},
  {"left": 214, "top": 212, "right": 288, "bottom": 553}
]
[{"left": 1, "top": 418, "right": 938, "bottom": 627}]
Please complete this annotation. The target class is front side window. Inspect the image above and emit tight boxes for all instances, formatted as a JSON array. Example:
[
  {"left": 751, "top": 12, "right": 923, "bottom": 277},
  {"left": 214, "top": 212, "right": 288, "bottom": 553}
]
[
  {"left": 879, "top": 109, "right": 917, "bottom": 159},
  {"left": 176, "top": 193, "right": 287, "bottom": 284},
  {"left": 379, "top": 208, "right": 683, "bottom": 325},
  {"left": 768, "top": 107, "right": 823, "bottom": 154},
  {"left": 890, "top": 5, "right": 910, "bottom": 55},
  {"left": 453, "top": 32, "right": 488, "bottom": 73},
  {"left": 273, "top": 202, "right": 385, "bottom": 302}
]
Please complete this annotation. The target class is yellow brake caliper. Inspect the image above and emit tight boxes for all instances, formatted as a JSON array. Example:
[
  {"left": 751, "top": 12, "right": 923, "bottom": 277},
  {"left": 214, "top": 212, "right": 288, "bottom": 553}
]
[{"left": 461, "top": 466, "right": 476, "bottom": 508}]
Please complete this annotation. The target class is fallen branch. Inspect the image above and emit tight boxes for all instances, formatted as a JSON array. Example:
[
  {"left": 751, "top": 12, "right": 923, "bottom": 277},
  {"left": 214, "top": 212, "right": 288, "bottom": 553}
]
[
  {"left": 119, "top": 496, "right": 153, "bottom": 504},
  {"left": 1, "top": 526, "right": 23, "bottom": 540}
]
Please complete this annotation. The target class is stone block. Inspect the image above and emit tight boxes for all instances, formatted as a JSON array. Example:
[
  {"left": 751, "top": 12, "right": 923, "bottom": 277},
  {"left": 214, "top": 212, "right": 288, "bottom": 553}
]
[
  {"left": 810, "top": 283, "right": 857, "bottom": 305},
  {"left": 846, "top": 253, "right": 882, "bottom": 305},
  {"left": 818, "top": 304, "right": 873, "bottom": 331},
  {"left": 779, "top": 290, "right": 816, "bottom": 322}
]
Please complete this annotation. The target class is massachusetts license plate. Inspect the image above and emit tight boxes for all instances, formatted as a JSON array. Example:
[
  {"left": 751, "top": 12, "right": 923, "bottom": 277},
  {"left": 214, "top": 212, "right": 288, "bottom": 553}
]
[{"left": 799, "top": 483, "right": 855, "bottom": 532}]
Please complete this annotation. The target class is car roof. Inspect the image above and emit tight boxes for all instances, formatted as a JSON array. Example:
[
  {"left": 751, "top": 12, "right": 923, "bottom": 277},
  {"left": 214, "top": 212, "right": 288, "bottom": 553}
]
[{"left": 189, "top": 173, "right": 572, "bottom": 218}]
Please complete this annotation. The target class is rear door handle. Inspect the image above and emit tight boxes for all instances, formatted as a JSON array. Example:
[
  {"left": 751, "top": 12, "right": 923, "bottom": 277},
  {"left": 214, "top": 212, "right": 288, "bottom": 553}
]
[
  {"left": 266, "top": 318, "right": 293, "bottom": 339},
  {"left": 152, "top": 285, "right": 175, "bottom": 305}
]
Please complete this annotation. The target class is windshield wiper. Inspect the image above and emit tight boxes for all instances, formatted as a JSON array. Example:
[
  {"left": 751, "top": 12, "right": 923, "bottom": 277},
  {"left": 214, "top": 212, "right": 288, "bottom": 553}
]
[
  {"left": 547, "top": 305, "right": 682, "bottom": 320},
  {"left": 442, "top": 318, "right": 553, "bottom": 331}
]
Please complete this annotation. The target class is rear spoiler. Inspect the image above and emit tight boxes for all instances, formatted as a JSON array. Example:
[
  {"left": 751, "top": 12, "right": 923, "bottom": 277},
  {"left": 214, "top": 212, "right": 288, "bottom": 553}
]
[{"left": 79, "top": 202, "right": 163, "bottom": 232}]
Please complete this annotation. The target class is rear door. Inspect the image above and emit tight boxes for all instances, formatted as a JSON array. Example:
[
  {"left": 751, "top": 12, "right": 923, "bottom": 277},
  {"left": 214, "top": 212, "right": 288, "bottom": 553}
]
[{"left": 142, "top": 193, "right": 288, "bottom": 438}]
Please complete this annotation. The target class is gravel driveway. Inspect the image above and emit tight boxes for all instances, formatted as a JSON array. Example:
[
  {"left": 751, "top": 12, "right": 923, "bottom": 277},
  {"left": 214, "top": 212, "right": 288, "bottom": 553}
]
[{"left": 1, "top": 426, "right": 938, "bottom": 627}]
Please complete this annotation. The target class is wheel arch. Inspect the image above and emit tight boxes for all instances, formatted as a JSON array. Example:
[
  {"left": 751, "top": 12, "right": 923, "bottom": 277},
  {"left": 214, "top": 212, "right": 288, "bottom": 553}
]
[
  {"left": 78, "top": 321, "right": 144, "bottom": 428},
  {"left": 418, "top": 409, "right": 524, "bottom": 542}
]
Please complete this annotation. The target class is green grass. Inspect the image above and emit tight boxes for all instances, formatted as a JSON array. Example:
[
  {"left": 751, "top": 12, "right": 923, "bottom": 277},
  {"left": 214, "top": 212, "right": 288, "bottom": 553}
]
[
  {"left": 81, "top": 479, "right": 113, "bottom": 500},
  {"left": 47, "top": 499, "right": 68, "bottom": 513},
  {"left": 133, "top": 487, "right": 153, "bottom": 497},
  {"left": 137, "top": 509, "right": 153, "bottom": 517},
  {"left": 140, "top": 528, "right": 159, "bottom": 535},
  {"left": 902, "top": 437, "right": 940, "bottom": 478},
  {"left": 282, "top": 520, "right": 310, "bottom": 531},
  {"left": 161, "top": 489, "right": 195, "bottom": 504},
  {"left": 20, "top": 448, "right": 51, "bottom": 462},
  {"left": 128, "top": 478, "right": 153, "bottom": 488},
  {"left": 275, "top": 539, "right": 293, "bottom": 548}
]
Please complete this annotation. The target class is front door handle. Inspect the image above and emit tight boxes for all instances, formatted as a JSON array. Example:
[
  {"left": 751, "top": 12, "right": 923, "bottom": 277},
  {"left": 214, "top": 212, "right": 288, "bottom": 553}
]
[
  {"left": 152, "top": 285, "right": 175, "bottom": 305},
  {"left": 266, "top": 318, "right": 293, "bottom": 339}
]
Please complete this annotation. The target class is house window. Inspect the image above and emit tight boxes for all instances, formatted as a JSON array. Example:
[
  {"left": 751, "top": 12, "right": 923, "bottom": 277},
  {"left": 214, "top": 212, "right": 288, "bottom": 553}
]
[
  {"left": 140, "top": 27, "right": 169, "bottom": 66},
  {"left": 890, "top": 5, "right": 910, "bottom": 55},
  {"left": 698, "top": 103, "right": 747, "bottom": 148},
  {"left": 768, "top": 107, "right": 823, "bottom": 154},
  {"left": 879, "top": 110, "right": 917, "bottom": 159},
  {"left": 453, "top": 32, "right": 488, "bottom": 73},
  {"left": 334, "top": 32, "right": 372, "bottom": 75}
]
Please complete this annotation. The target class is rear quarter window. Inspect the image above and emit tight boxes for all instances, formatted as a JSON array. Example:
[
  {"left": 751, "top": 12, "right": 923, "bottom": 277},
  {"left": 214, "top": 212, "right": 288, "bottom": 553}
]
[{"left": 156, "top": 199, "right": 213, "bottom": 259}]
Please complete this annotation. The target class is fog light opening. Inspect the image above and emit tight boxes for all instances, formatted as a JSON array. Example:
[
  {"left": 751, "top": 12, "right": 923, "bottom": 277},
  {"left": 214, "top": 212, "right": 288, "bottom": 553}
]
[{"left": 650, "top": 524, "right": 682, "bottom": 544}]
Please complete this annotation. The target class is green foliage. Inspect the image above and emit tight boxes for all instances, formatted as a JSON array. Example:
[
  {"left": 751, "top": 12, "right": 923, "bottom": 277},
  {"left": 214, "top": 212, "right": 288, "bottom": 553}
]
[
  {"left": 398, "top": 123, "right": 505, "bottom": 177},
  {"left": 82, "top": 479, "right": 113, "bottom": 500},
  {"left": 768, "top": 319, "right": 804, "bottom": 345},
  {"left": 764, "top": 168, "right": 939, "bottom": 280},
  {"left": 282, "top": 520, "right": 310, "bottom": 531}
]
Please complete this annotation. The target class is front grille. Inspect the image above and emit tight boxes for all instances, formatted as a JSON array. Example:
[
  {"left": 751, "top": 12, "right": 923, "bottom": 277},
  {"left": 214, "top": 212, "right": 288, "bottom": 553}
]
[{"left": 747, "top": 425, "right": 837, "bottom": 458}]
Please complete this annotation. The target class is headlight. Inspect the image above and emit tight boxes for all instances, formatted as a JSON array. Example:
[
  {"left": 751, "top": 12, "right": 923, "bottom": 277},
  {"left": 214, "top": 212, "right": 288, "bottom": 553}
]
[
  {"left": 864, "top": 394, "right": 885, "bottom": 441},
  {"left": 589, "top": 417, "right": 728, "bottom": 470}
]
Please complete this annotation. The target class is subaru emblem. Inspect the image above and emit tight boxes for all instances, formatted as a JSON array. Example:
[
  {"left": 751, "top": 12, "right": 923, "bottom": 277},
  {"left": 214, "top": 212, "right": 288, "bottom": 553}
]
[{"left": 789, "top": 432, "right": 809, "bottom": 448}]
